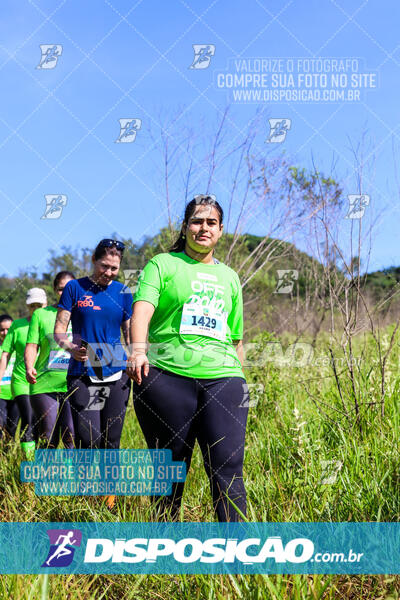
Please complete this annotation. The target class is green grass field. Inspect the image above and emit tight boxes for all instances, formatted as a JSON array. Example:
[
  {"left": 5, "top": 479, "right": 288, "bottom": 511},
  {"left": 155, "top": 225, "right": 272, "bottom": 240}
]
[{"left": 1, "top": 328, "right": 399, "bottom": 599}]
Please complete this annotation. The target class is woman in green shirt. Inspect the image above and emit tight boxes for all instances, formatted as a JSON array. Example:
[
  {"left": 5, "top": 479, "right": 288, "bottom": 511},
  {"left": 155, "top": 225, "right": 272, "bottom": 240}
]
[
  {"left": 0, "top": 288, "right": 47, "bottom": 457},
  {"left": 0, "top": 314, "right": 19, "bottom": 440},
  {"left": 127, "top": 195, "right": 250, "bottom": 522},
  {"left": 25, "top": 271, "right": 75, "bottom": 449}
]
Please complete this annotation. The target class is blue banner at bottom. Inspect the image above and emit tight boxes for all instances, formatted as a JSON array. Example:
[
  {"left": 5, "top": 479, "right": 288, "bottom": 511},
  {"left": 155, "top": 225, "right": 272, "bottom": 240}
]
[{"left": 0, "top": 523, "right": 398, "bottom": 574}]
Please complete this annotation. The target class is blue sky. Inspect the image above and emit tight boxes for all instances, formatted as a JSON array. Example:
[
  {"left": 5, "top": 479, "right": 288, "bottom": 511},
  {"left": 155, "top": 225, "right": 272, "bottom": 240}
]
[{"left": 0, "top": 0, "right": 399, "bottom": 276}]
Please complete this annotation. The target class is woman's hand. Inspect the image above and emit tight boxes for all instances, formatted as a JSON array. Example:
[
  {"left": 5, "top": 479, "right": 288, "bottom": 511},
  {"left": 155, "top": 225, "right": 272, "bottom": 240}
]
[
  {"left": 126, "top": 352, "right": 149, "bottom": 385},
  {"left": 26, "top": 366, "right": 37, "bottom": 384},
  {"left": 69, "top": 344, "right": 89, "bottom": 362},
  {"left": 233, "top": 340, "right": 244, "bottom": 370}
]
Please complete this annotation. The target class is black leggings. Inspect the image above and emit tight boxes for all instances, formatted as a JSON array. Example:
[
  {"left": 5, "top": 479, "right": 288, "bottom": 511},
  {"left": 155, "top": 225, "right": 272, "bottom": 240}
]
[
  {"left": 14, "top": 394, "right": 36, "bottom": 443},
  {"left": 67, "top": 372, "right": 131, "bottom": 449},
  {"left": 133, "top": 365, "right": 249, "bottom": 522},
  {"left": 30, "top": 392, "right": 75, "bottom": 449},
  {"left": 0, "top": 398, "right": 20, "bottom": 439}
]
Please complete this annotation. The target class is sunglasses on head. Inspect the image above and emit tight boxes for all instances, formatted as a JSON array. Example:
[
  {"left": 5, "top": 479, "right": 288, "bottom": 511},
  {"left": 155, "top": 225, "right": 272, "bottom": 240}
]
[{"left": 97, "top": 238, "right": 125, "bottom": 251}]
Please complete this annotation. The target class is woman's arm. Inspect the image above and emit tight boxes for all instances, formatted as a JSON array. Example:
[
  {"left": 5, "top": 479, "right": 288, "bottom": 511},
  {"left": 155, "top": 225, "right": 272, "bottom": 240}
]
[
  {"left": 121, "top": 318, "right": 131, "bottom": 348},
  {"left": 233, "top": 339, "right": 244, "bottom": 369},
  {"left": 25, "top": 343, "right": 39, "bottom": 384},
  {"left": 54, "top": 308, "right": 72, "bottom": 349},
  {"left": 129, "top": 300, "right": 155, "bottom": 354},
  {"left": 0, "top": 352, "right": 10, "bottom": 393},
  {"left": 54, "top": 308, "right": 88, "bottom": 362},
  {"left": 126, "top": 300, "right": 155, "bottom": 384}
]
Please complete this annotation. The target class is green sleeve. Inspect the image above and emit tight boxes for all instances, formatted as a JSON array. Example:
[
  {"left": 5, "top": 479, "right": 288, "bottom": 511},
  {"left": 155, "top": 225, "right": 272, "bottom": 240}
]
[
  {"left": 26, "top": 310, "right": 40, "bottom": 345},
  {"left": 133, "top": 259, "right": 162, "bottom": 309},
  {"left": 227, "top": 273, "right": 244, "bottom": 340},
  {"left": 1, "top": 323, "right": 15, "bottom": 354}
]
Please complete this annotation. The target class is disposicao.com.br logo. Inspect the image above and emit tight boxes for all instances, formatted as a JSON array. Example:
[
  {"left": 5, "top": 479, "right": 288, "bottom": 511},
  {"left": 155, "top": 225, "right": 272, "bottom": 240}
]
[
  {"left": 84, "top": 536, "right": 315, "bottom": 564},
  {"left": 34, "top": 526, "right": 367, "bottom": 574}
]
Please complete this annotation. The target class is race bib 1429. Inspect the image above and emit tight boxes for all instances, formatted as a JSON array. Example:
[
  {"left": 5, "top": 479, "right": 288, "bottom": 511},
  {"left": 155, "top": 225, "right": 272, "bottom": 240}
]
[{"left": 179, "top": 303, "right": 228, "bottom": 341}]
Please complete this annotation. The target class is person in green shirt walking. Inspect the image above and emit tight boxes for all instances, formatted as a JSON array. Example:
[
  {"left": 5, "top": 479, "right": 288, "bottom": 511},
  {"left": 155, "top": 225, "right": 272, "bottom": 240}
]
[
  {"left": 0, "top": 288, "right": 47, "bottom": 457},
  {"left": 126, "top": 195, "right": 250, "bottom": 522},
  {"left": 0, "top": 314, "right": 20, "bottom": 440},
  {"left": 25, "top": 271, "right": 75, "bottom": 449}
]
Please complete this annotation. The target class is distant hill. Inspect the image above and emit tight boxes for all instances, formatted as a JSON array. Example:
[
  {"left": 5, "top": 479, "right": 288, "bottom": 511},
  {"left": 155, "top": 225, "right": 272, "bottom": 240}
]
[{"left": 361, "top": 266, "right": 400, "bottom": 301}]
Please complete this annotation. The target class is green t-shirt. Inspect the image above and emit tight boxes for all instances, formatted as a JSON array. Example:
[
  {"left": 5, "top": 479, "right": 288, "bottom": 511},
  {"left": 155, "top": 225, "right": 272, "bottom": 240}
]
[
  {"left": 133, "top": 252, "right": 245, "bottom": 379},
  {"left": 26, "top": 306, "right": 71, "bottom": 395},
  {"left": 0, "top": 345, "right": 15, "bottom": 400},
  {"left": 1, "top": 318, "right": 30, "bottom": 397}
]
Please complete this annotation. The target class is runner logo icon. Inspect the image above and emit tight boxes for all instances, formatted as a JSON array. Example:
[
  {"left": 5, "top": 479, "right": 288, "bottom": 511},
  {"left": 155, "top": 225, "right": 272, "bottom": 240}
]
[
  {"left": 41, "top": 194, "right": 67, "bottom": 219},
  {"left": 345, "top": 194, "right": 370, "bottom": 219},
  {"left": 266, "top": 119, "right": 291, "bottom": 143},
  {"left": 42, "top": 529, "right": 82, "bottom": 567},
  {"left": 37, "top": 45, "right": 63, "bottom": 69},
  {"left": 115, "top": 119, "right": 141, "bottom": 143},
  {"left": 189, "top": 45, "right": 215, "bottom": 69}
]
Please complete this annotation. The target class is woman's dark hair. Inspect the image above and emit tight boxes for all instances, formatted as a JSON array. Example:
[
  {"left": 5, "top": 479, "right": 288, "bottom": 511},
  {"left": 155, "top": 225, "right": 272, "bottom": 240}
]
[
  {"left": 0, "top": 314, "right": 13, "bottom": 324},
  {"left": 169, "top": 195, "right": 223, "bottom": 253},
  {"left": 93, "top": 242, "right": 124, "bottom": 261},
  {"left": 53, "top": 271, "right": 75, "bottom": 290}
]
